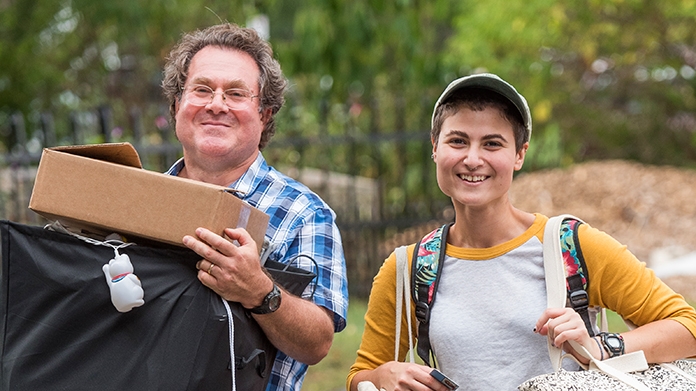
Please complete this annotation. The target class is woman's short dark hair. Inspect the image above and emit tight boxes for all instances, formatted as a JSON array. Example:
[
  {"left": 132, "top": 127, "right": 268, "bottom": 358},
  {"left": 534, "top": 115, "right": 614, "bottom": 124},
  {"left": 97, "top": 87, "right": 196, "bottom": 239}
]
[
  {"left": 431, "top": 88, "right": 528, "bottom": 152},
  {"left": 162, "top": 23, "right": 288, "bottom": 150}
]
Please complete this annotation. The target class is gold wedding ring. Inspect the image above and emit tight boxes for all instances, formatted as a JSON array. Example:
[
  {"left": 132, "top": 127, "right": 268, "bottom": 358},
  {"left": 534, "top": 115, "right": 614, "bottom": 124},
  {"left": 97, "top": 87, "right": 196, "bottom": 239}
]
[{"left": 207, "top": 263, "right": 215, "bottom": 275}]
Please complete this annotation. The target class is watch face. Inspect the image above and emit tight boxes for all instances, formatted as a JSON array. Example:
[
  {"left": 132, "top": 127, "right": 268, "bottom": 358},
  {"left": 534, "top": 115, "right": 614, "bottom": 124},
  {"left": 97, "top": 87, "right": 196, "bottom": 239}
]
[
  {"left": 606, "top": 337, "right": 621, "bottom": 349},
  {"left": 250, "top": 285, "right": 281, "bottom": 314},
  {"left": 268, "top": 294, "right": 281, "bottom": 311},
  {"left": 602, "top": 333, "right": 624, "bottom": 356}
]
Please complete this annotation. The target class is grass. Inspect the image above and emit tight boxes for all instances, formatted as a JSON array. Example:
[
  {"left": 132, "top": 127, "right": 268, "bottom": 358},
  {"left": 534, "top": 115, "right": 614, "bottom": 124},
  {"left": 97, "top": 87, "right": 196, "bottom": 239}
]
[
  {"left": 606, "top": 309, "right": 630, "bottom": 332},
  {"left": 302, "top": 299, "right": 367, "bottom": 391}
]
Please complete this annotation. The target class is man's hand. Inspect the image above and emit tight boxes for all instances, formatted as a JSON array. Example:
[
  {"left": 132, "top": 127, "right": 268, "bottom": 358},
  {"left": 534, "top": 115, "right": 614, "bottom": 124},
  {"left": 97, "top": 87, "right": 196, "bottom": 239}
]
[
  {"left": 184, "top": 227, "right": 272, "bottom": 308},
  {"left": 183, "top": 226, "right": 334, "bottom": 364}
]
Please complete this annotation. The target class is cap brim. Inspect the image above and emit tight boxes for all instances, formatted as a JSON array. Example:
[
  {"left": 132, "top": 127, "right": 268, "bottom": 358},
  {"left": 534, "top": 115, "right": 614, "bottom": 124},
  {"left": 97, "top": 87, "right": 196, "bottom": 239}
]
[{"left": 431, "top": 73, "right": 532, "bottom": 140}]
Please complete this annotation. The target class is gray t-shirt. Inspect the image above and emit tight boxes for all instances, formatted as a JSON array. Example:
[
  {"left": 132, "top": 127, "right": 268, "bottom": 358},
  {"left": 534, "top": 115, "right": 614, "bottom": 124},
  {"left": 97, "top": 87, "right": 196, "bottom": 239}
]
[{"left": 428, "top": 237, "right": 578, "bottom": 390}]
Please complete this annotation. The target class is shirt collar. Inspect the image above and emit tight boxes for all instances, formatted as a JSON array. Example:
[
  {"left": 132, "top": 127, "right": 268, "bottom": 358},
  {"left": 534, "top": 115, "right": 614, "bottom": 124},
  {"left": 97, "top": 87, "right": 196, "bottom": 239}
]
[
  {"left": 165, "top": 152, "right": 269, "bottom": 200},
  {"left": 232, "top": 152, "right": 268, "bottom": 198}
]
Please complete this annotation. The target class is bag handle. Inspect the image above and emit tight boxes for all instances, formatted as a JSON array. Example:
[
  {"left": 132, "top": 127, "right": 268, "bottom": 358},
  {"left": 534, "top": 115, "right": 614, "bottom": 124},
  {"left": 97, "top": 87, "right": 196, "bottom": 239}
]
[
  {"left": 353, "top": 246, "right": 416, "bottom": 391},
  {"left": 543, "top": 215, "right": 571, "bottom": 370},
  {"left": 572, "top": 342, "right": 650, "bottom": 391},
  {"left": 544, "top": 215, "right": 652, "bottom": 391},
  {"left": 395, "top": 245, "right": 415, "bottom": 363}
]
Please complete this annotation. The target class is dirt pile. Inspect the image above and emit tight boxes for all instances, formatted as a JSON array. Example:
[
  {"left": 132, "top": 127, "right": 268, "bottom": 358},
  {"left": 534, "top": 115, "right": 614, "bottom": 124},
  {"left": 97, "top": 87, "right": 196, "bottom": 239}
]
[
  {"left": 510, "top": 159, "right": 696, "bottom": 301},
  {"left": 511, "top": 160, "right": 696, "bottom": 262}
]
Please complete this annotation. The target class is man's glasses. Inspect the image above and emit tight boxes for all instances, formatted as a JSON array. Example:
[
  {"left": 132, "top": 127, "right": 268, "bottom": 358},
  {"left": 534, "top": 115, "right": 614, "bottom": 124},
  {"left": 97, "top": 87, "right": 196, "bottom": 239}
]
[{"left": 183, "top": 84, "right": 259, "bottom": 110}]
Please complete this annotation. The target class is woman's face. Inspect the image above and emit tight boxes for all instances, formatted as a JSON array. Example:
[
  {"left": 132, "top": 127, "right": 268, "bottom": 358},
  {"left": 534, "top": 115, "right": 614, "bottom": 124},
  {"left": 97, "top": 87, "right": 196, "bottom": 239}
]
[{"left": 432, "top": 106, "right": 528, "bottom": 210}]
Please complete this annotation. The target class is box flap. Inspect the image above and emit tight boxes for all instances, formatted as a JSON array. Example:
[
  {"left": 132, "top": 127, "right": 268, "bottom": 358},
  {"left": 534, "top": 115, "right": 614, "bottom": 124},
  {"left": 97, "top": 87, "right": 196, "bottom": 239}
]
[{"left": 50, "top": 142, "right": 142, "bottom": 168}]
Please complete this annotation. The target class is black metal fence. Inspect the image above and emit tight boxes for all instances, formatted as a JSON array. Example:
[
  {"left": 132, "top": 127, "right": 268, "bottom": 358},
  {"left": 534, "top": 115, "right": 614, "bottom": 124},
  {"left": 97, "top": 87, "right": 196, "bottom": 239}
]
[{"left": 0, "top": 104, "right": 452, "bottom": 298}]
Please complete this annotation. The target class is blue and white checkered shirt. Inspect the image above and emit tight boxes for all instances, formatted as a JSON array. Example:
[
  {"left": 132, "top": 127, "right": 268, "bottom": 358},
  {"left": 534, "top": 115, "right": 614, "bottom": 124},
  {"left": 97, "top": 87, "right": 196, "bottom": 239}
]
[{"left": 166, "top": 152, "right": 349, "bottom": 391}]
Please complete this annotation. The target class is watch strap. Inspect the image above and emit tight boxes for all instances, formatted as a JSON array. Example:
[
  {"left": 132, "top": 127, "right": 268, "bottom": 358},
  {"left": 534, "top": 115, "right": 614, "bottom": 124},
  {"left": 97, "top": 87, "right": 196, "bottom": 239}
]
[{"left": 250, "top": 284, "right": 281, "bottom": 314}]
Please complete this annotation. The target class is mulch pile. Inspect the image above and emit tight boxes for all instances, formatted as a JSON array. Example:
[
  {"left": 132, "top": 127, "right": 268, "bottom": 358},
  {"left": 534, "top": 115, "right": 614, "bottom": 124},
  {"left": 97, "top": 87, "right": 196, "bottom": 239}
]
[
  {"left": 384, "top": 160, "right": 696, "bottom": 301},
  {"left": 511, "top": 160, "right": 696, "bottom": 302}
]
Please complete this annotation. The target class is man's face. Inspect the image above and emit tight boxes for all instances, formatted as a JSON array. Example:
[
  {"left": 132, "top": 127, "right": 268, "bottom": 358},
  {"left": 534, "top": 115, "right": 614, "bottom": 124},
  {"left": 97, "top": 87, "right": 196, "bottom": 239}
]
[{"left": 174, "top": 46, "right": 267, "bottom": 174}]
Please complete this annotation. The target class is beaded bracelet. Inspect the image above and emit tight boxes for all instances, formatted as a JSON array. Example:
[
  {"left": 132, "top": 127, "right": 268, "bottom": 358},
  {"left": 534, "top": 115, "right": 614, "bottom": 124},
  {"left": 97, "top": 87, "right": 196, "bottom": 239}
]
[{"left": 593, "top": 336, "right": 605, "bottom": 361}]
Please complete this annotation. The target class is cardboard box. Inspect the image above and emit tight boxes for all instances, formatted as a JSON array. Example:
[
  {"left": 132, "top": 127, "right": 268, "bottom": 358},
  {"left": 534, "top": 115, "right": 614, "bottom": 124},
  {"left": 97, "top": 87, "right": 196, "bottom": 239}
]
[{"left": 29, "top": 143, "right": 270, "bottom": 250}]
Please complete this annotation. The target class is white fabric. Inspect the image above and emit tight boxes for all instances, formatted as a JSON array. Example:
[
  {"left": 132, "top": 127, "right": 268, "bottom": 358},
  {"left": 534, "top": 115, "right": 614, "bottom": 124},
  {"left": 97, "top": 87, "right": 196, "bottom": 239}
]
[
  {"left": 394, "top": 245, "right": 415, "bottom": 363},
  {"left": 357, "top": 381, "right": 382, "bottom": 391},
  {"left": 544, "top": 215, "right": 653, "bottom": 391},
  {"left": 428, "top": 237, "right": 561, "bottom": 390},
  {"left": 543, "top": 215, "right": 571, "bottom": 370}
]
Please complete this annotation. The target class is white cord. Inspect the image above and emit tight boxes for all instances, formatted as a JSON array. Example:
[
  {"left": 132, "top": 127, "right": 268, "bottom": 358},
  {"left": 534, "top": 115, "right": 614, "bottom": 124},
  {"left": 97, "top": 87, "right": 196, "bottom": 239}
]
[
  {"left": 45, "top": 221, "right": 135, "bottom": 254},
  {"left": 221, "top": 298, "right": 237, "bottom": 391}
]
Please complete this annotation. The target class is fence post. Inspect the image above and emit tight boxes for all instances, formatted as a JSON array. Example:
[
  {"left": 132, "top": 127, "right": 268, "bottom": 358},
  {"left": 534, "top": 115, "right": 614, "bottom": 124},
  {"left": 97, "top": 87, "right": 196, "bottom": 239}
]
[
  {"left": 69, "top": 111, "right": 81, "bottom": 144},
  {"left": 7, "top": 112, "right": 30, "bottom": 222},
  {"left": 129, "top": 106, "right": 150, "bottom": 167},
  {"left": 41, "top": 112, "right": 56, "bottom": 147},
  {"left": 158, "top": 110, "right": 177, "bottom": 171},
  {"left": 10, "top": 112, "right": 26, "bottom": 154},
  {"left": 130, "top": 106, "right": 143, "bottom": 144},
  {"left": 98, "top": 105, "right": 112, "bottom": 143}
]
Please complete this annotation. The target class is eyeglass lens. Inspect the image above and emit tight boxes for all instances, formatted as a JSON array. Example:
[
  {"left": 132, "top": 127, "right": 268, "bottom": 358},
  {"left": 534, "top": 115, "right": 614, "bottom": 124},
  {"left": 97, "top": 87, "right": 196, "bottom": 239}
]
[{"left": 185, "top": 85, "right": 257, "bottom": 109}]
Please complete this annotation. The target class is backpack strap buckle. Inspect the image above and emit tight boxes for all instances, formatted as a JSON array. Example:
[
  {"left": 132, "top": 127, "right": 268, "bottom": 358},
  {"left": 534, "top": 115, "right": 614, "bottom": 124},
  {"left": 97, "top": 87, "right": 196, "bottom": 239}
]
[
  {"left": 567, "top": 273, "right": 595, "bottom": 336},
  {"left": 569, "top": 289, "right": 589, "bottom": 311},
  {"left": 415, "top": 301, "right": 430, "bottom": 322}
]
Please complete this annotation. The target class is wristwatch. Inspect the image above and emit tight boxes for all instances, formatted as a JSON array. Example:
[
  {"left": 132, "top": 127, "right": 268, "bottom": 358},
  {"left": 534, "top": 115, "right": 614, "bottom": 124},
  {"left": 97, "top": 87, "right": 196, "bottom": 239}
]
[
  {"left": 599, "top": 332, "right": 625, "bottom": 358},
  {"left": 250, "top": 284, "right": 282, "bottom": 314}
]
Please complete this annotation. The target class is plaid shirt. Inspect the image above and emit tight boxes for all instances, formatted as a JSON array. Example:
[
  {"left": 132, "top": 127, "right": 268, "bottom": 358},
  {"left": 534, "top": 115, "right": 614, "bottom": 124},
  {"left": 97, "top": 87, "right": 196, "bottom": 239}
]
[{"left": 166, "top": 153, "right": 349, "bottom": 391}]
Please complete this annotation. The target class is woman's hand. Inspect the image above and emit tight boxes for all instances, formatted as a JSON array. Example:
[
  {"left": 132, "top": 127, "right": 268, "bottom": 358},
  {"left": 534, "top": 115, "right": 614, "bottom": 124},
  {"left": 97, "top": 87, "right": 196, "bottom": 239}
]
[
  {"left": 535, "top": 308, "right": 604, "bottom": 364},
  {"left": 351, "top": 361, "right": 452, "bottom": 391}
]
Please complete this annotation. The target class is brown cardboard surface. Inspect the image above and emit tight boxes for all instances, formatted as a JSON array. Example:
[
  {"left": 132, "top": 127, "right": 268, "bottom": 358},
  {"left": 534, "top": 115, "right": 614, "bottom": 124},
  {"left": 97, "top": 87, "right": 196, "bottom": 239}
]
[
  {"left": 50, "top": 142, "right": 143, "bottom": 168},
  {"left": 29, "top": 143, "right": 269, "bottom": 250}
]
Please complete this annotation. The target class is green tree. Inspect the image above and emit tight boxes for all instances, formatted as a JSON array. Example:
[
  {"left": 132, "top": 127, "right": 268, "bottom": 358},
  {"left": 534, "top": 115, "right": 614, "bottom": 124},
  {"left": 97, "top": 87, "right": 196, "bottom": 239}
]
[
  {"left": 443, "top": 0, "right": 696, "bottom": 169},
  {"left": 264, "top": 0, "right": 462, "bottom": 212},
  {"left": 0, "top": 0, "right": 261, "bottom": 149},
  {"left": 3, "top": 0, "right": 696, "bottom": 189}
]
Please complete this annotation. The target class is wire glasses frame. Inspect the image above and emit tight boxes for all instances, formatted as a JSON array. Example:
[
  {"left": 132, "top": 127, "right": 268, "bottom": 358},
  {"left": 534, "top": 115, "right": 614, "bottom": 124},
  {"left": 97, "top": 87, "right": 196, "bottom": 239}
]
[{"left": 182, "top": 84, "right": 259, "bottom": 110}]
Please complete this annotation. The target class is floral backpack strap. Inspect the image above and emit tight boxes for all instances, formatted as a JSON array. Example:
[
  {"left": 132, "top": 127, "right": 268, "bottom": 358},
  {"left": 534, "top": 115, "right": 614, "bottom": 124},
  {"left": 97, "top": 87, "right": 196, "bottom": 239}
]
[
  {"left": 560, "top": 218, "right": 594, "bottom": 336},
  {"left": 411, "top": 223, "right": 452, "bottom": 367}
]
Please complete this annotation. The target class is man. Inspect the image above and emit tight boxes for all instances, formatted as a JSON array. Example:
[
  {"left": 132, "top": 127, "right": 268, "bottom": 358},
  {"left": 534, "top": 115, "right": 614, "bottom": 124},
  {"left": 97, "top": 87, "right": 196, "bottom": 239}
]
[{"left": 161, "top": 23, "right": 349, "bottom": 390}]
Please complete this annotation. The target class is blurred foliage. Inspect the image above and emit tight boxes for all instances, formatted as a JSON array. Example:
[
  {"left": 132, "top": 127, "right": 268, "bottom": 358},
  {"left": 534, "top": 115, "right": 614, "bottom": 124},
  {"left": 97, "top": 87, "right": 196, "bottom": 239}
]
[
  {"left": 1, "top": 0, "right": 696, "bottom": 196},
  {"left": 445, "top": 0, "right": 696, "bottom": 168}
]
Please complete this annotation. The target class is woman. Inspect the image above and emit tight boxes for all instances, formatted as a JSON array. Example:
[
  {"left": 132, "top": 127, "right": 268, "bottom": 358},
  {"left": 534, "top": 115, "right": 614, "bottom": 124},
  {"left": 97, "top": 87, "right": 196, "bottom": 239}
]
[{"left": 347, "top": 73, "right": 696, "bottom": 391}]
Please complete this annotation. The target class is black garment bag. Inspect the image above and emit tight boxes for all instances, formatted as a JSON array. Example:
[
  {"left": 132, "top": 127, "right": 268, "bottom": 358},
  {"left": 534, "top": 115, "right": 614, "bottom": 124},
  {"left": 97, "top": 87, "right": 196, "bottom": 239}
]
[{"left": 0, "top": 220, "right": 312, "bottom": 391}]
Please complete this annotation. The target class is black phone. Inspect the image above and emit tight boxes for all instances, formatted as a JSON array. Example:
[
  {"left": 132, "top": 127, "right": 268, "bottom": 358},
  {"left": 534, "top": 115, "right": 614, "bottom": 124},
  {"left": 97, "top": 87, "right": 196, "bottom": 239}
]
[{"left": 430, "top": 369, "right": 459, "bottom": 390}]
